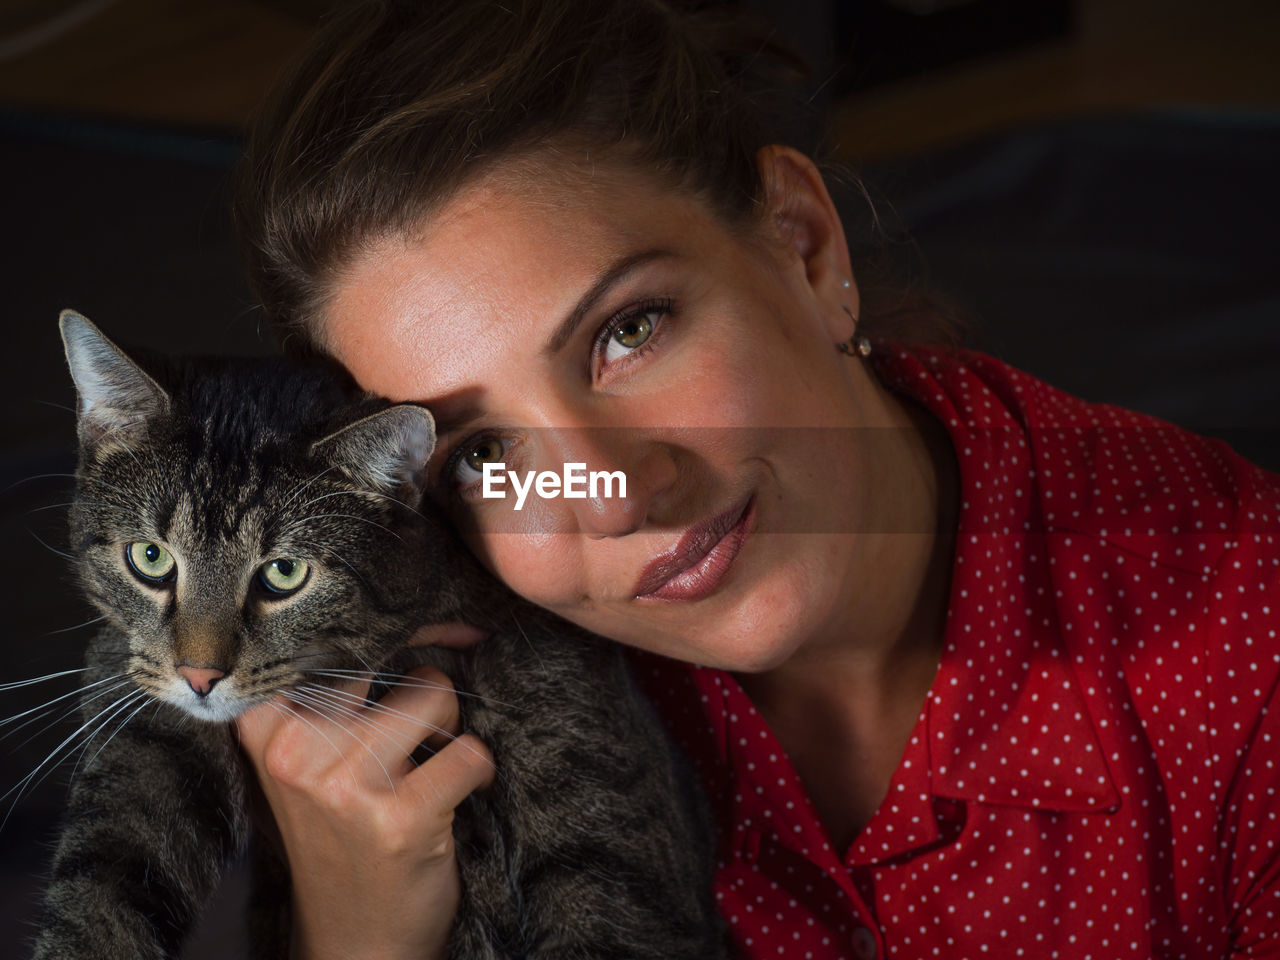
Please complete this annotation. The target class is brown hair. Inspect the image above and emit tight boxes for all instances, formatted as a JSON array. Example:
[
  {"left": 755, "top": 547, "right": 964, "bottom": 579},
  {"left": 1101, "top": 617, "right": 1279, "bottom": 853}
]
[{"left": 235, "top": 0, "right": 963, "bottom": 352}]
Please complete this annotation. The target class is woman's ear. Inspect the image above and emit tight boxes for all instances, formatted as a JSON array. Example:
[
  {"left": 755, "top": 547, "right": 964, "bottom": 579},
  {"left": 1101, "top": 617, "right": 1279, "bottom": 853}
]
[{"left": 756, "top": 145, "right": 858, "bottom": 339}]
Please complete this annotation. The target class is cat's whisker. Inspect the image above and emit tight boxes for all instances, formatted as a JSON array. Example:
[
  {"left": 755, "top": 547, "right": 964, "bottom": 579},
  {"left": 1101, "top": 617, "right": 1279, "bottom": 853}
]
[
  {"left": 290, "top": 685, "right": 403, "bottom": 738},
  {"left": 6, "top": 472, "right": 129, "bottom": 499},
  {"left": 116, "top": 443, "right": 142, "bottom": 468},
  {"left": 297, "top": 682, "right": 451, "bottom": 752},
  {"left": 0, "top": 675, "right": 135, "bottom": 737},
  {"left": 351, "top": 648, "right": 383, "bottom": 680},
  {"left": 288, "top": 689, "right": 452, "bottom": 806},
  {"left": 30, "top": 495, "right": 115, "bottom": 512},
  {"left": 2, "top": 697, "right": 97, "bottom": 749},
  {"left": 0, "top": 666, "right": 96, "bottom": 691},
  {"left": 1, "top": 671, "right": 134, "bottom": 726},
  {"left": 27, "top": 529, "right": 75, "bottom": 561},
  {"left": 289, "top": 512, "right": 404, "bottom": 542},
  {"left": 67, "top": 689, "right": 152, "bottom": 784},
  {"left": 309, "top": 668, "right": 457, "bottom": 692},
  {"left": 15, "top": 683, "right": 143, "bottom": 763},
  {"left": 287, "top": 687, "right": 425, "bottom": 774},
  {"left": 303, "top": 681, "right": 459, "bottom": 740},
  {"left": 298, "top": 488, "right": 426, "bottom": 520},
  {"left": 313, "top": 647, "right": 384, "bottom": 701},
  {"left": 79, "top": 693, "right": 156, "bottom": 776},
  {"left": 279, "top": 464, "right": 338, "bottom": 510},
  {"left": 280, "top": 689, "right": 401, "bottom": 792},
  {"left": 1, "top": 687, "right": 148, "bottom": 828},
  {"left": 302, "top": 683, "right": 498, "bottom": 775},
  {"left": 25, "top": 501, "right": 79, "bottom": 515},
  {"left": 28, "top": 501, "right": 131, "bottom": 533},
  {"left": 92, "top": 418, "right": 146, "bottom": 466},
  {"left": 290, "top": 538, "right": 370, "bottom": 589},
  {"left": 48, "top": 614, "right": 108, "bottom": 635},
  {"left": 269, "top": 697, "right": 370, "bottom": 794},
  {"left": 305, "top": 669, "right": 518, "bottom": 710},
  {"left": 280, "top": 693, "right": 407, "bottom": 796},
  {"left": 508, "top": 613, "right": 549, "bottom": 676}
]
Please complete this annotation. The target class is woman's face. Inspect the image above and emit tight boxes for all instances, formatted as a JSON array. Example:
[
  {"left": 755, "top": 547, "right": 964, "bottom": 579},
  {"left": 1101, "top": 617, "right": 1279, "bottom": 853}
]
[{"left": 325, "top": 153, "right": 895, "bottom": 673}]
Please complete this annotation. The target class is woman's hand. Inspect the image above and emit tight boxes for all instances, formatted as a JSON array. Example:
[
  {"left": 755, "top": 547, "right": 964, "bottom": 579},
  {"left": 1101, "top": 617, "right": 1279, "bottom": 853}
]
[{"left": 234, "top": 624, "right": 494, "bottom": 960}]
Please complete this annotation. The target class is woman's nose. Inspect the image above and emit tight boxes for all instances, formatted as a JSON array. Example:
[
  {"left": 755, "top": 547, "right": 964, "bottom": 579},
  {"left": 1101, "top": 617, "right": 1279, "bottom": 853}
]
[{"left": 537, "top": 427, "right": 676, "bottom": 539}]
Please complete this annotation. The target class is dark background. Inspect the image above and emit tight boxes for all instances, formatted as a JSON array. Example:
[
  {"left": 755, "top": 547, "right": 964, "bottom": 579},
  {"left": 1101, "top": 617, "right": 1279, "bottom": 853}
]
[{"left": 0, "top": 0, "right": 1277, "bottom": 956}]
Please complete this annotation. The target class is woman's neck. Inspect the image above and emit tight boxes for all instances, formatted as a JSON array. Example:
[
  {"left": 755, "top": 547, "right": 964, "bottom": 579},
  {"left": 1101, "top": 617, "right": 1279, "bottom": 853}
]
[{"left": 735, "top": 383, "right": 960, "bottom": 849}]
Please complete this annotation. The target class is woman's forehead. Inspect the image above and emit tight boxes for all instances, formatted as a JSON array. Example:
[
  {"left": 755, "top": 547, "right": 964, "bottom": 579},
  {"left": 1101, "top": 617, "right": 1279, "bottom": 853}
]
[{"left": 323, "top": 161, "right": 713, "bottom": 401}]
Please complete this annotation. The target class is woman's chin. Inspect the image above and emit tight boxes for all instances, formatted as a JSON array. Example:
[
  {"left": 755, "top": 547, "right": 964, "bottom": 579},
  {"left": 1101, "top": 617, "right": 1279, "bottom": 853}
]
[
  {"left": 554, "top": 534, "right": 848, "bottom": 674},
  {"left": 618, "top": 574, "right": 824, "bottom": 674}
]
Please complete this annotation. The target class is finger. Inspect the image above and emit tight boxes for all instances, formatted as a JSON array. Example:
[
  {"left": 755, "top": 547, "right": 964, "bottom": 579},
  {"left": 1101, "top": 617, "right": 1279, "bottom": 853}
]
[
  {"left": 403, "top": 733, "right": 495, "bottom": 811},
  {"left": 409, "top": 622, "right": 488, "bottom": 650},
  {"left": 326, "top": 667, "right": 462, "bottom": 772},
  {"left": 234, "top": 697, "right": 288, "bottom": 758},
  {"left": 380, "top": 666, "right": 461, "bottom": 754},
  {"left": 236, "top": 685, "right": 353, "bottom": 758},
  {"left": 234, "top": 695, "right": 333, "bottom": 787},
  {"left": 244, "top": 678, "right": 376, "bottom": 786}
]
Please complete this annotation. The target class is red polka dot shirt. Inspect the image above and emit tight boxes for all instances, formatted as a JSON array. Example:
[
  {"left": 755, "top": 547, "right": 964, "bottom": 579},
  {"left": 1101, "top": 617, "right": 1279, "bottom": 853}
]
[{"left": 633, "top": 346, "right": 1280, "bottom": 959}]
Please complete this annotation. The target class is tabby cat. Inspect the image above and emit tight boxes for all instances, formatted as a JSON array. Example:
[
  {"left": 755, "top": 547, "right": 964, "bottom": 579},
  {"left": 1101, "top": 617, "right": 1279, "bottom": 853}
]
[{"left": 31, "top": 311, "right": 723, "bottom": 959}]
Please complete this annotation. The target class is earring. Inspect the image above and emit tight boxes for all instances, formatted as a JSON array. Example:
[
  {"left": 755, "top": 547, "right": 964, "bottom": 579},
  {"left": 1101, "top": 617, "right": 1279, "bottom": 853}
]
[
  {"left": 837, "top": 304, "right": 872, "bottom": 358},
  {"left": 841, "top": 279, "right": 852, "bottom": 289}
]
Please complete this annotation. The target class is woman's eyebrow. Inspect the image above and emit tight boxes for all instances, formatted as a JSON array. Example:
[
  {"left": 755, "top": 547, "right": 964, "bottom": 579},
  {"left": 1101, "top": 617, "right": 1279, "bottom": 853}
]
[{"left": 542, "top": 247, "right": 676, "bottom": 356}]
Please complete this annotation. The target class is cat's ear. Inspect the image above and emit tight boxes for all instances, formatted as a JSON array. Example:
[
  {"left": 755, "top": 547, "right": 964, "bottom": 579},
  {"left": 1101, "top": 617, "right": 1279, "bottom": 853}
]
[
  {"left": 310, "top": 404, "right": 437, "bottom": 500},
  {"left": 59, "top": 310, "right": 170, "bottom": 448}
]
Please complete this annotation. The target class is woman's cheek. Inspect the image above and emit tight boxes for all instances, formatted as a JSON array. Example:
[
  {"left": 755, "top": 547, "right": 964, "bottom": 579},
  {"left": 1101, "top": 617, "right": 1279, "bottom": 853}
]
[
  {"left": 661, "top": 344, "right": 760, "bottom": 430},
  {"left": 473, "top": 506, "right": 586, "bottom": 608}
]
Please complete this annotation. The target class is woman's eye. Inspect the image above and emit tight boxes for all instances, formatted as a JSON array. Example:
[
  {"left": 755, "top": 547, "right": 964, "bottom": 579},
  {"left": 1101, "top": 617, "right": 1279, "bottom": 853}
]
[
  {"left": 259, "top": 557, "right": 310, "bottom": 595},
  {"left": 602, "top": 309, "right": 658, "bottom": 364},
  {"left": 452, "top": 436, "right": 506, "bottom": 485},
  {"left": 126, "top": 541, "right": 176, "bottom": 584}
]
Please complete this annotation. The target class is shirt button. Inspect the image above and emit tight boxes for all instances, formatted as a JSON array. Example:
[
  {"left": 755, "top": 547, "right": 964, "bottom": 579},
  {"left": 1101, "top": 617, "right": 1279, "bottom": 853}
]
[{"left": 851, "top": 926, "right": 878, "bottom": 960}]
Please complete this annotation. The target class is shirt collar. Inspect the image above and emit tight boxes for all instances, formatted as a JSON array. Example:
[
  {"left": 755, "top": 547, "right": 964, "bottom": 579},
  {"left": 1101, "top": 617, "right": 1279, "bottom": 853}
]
[{"left": 875, "top": 346, "right": 1120, "bottom": 814}]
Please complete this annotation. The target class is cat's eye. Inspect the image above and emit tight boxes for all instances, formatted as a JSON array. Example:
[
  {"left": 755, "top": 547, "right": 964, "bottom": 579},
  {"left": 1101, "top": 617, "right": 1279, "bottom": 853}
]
[
  {"left": 258, "top": 558, "right": 310, "bottom": 596},
  {"left": 126, "top": 541, "right": 176, "bottom": 584},
  {"left": 452, "top": 436, "right": 506, "bottom": 485}
]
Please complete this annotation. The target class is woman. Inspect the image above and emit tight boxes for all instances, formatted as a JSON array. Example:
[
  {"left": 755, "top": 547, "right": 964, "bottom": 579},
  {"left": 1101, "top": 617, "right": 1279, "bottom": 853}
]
[{"left": 231, "top": 1, "right": 1280, "bottom": 957}]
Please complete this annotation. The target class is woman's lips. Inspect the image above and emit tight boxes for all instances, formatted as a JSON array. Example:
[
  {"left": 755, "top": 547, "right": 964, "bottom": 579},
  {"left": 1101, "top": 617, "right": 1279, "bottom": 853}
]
[{"left": 633, "top": 496, "right": 755, "bottom": 602}]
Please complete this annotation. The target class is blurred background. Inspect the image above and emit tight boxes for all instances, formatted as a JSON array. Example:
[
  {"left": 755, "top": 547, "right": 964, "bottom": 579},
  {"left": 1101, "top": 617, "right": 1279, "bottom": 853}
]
[{"left": 1, "top": 0, "right": 1277, "bottom": 956}]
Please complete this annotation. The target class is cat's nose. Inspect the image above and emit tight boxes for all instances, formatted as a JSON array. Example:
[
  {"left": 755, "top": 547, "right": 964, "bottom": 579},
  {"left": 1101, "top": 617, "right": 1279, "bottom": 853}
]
[{"left": 176, "top": 665, "right": 226, "bottom": 697}]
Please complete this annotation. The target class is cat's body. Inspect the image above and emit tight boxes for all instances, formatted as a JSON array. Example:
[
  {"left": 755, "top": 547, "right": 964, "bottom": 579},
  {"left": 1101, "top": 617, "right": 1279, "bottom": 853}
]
[{"left": 32, "top": 312, "right": 724, "bottom": 959}]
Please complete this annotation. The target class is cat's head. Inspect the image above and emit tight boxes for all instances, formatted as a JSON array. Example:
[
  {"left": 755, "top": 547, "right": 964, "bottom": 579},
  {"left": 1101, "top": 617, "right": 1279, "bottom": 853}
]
[{"left": 59, "top": 310, "right": 448, "bottom": 723}]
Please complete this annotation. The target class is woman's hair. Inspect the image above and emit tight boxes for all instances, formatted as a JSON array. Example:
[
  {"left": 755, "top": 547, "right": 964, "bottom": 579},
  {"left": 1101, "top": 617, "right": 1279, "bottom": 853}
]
[{"left": 235, "top": 0, "right": 963, "bottom": 352}]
